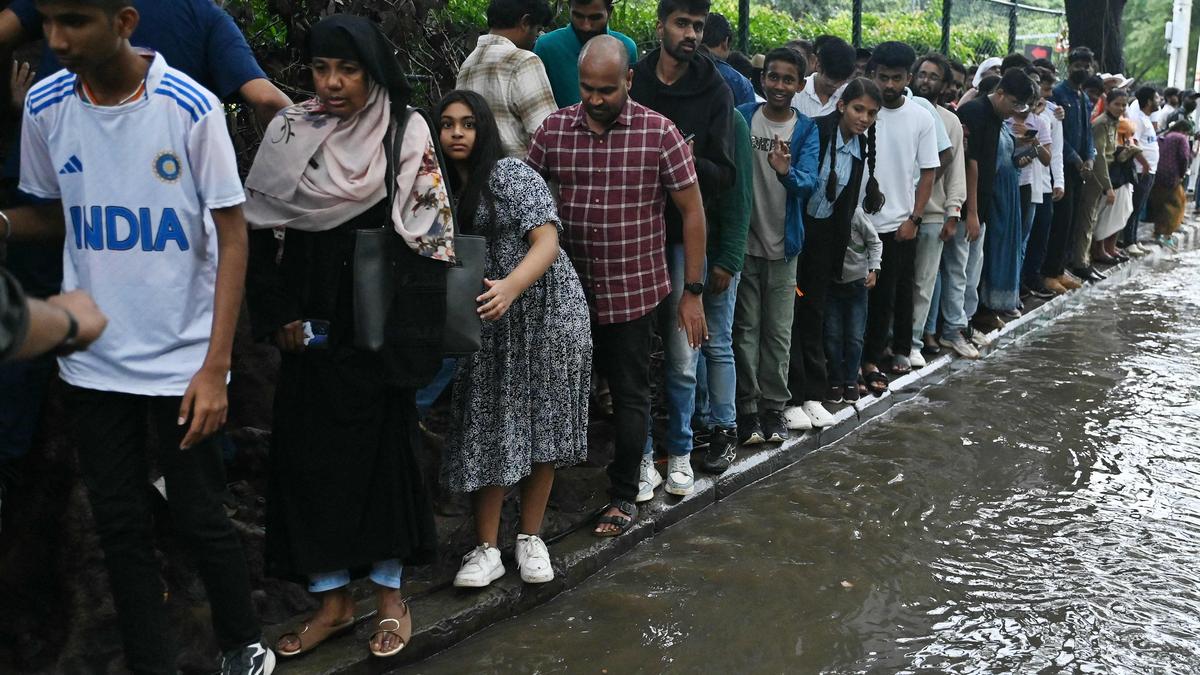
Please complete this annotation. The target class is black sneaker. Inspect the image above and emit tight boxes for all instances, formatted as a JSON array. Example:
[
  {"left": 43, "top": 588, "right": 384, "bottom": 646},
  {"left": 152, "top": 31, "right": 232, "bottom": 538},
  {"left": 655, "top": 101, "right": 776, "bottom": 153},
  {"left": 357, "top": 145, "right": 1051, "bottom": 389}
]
[
  {"left": 760, "top": 409, "right": 789, "bottom": 443},
  {"left": 698, "top": 427, "right": 737, "bottom": 474},
  {"left": 692, "top": 428, "right": 711, "bottom": 453},
  {"left": 737, "top": 413, "right": 764, "bottom": 446},
  {"left": 221, "top": 642, "right": 275, "bottom": 675}
]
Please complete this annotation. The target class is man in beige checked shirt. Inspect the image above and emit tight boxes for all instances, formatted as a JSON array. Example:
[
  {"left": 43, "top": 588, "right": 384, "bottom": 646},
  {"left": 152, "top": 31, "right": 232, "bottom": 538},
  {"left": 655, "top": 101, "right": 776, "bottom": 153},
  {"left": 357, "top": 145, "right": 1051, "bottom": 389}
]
[{"left": 456, "top": 0, "right": 560, "bottom": 158}]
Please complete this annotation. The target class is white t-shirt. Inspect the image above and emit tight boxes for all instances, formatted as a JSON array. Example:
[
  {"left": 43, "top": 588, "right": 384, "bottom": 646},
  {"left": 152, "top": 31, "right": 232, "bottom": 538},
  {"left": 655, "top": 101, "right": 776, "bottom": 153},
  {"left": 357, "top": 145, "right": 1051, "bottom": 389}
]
[
  {"left": 20, "top": 53, "right": 245, "bottom": 396},
  {"left": 870, "top": 97, "right": 940, "bottom": 234},
  {"left": 1038, "top": 103, "right": 1065, "bottom": 196},
  {"left": 791, "top": 73, "right": 844, "bottom": 119},
  {"left": 1128, "top": 107, "right": 1159, "bottom": 174}
]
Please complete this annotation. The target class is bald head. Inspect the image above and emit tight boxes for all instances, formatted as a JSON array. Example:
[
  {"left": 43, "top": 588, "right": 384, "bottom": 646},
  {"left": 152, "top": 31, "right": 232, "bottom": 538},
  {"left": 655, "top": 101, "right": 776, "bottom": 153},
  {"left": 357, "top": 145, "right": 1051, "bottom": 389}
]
[
  {"left": 577, "top": 34, "right": 632, "bottom": 127},
  {"left": 579, "top": 33, "right": 629, "bottom": 73}
]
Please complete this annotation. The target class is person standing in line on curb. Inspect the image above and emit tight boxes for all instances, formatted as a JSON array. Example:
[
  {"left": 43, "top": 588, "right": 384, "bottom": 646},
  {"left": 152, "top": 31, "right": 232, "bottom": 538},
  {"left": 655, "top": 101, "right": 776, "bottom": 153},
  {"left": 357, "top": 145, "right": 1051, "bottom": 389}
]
[
  {"left": 456, "top": 0, "right": 558, "bottom": 159},
  {"left": 244, "top": 16, "right": 452, "bottom": 661},
  {"left": 790, "top": 36, "right": 856, "bottom": 119},
  {"left": 694, "top": 109, "right": 752, "bottom": 475},
  {"left": 1147, "top": 120, "right": 1193, "bottom": 247},
  {"left": 628, "top": 0, "right": 734, "bottom": 500},
  {"left": 1069, "top": 85, "right": 1120, "bottom": 284},
  {"left": 1045, "top": 47, "right": 1097, "bottom": 289},
  {"left": 1121, "top": 86, "right": 1159, "bottom": 257},
  {"left": 732, "top": 47, "right": 819, "bottom": 445},
  {"left": 908, "top": 53, "right": 965, "bottom": 369},
  {"left": 859, "top": 42, "right": 937, "bottom": 390},
  {"left": 436, "top": 91, "right": 591, "bottom": 590},
  {"left": 699, "top": 12, "right": 755, "bottom": 107},
  {"left": 526, "top": 35, "right": 707, "bottom": 537},
  {"left": 789, "top": 77, "right": 884, "bottom": 413},
  {"left": 1022, "top": 66, "right": 1067, "bottom": 298},
  {"left": 6, "top": 0, "right": 272, "bottom": 670},
  {"left": 826, "top": 211, "right": 882, "bottom": 403},
  {"left": 534, "top": 0, "right": 639, "bottom": 108}
]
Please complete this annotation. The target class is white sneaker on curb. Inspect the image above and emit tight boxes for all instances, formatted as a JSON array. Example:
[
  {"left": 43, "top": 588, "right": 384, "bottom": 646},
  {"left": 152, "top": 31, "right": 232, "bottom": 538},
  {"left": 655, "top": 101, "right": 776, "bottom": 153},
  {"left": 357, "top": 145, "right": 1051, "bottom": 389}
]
[
  {"left": 938, "top": 333, "right": 980, "bottom": 359},
  {"left": 967, "top": 328, "right": 992, "bottom": 348},
  {"left": 636, "top": 455, "right": 663, "bottom": 502},
  {"left": 453, "top": 544, "right": 504, "bottom": 588},
  {"left": 1127, "top": 243, "right": 1149, "bottom": 257},
  {"left": 664, "top": 454, "right": 695, "bottom": 496},
  {"left": 801, "top": 401, "right": 836, "bottom": 428},
  {"left": 515, "top": 534, "right": 554, "bottom": 584},
  {"left": 783, "top": 406, "right": 813, "bottom": 430},
  {"left": 909, "top": 349, "right": 927, "bottom": 369}
]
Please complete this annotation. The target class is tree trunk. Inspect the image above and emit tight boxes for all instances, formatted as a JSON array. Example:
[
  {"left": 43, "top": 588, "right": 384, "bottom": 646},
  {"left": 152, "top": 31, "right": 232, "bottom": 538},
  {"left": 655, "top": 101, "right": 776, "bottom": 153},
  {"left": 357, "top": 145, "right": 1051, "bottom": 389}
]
[{"left": 1065, "top": 0, "right": 1129, "bottom": 74}]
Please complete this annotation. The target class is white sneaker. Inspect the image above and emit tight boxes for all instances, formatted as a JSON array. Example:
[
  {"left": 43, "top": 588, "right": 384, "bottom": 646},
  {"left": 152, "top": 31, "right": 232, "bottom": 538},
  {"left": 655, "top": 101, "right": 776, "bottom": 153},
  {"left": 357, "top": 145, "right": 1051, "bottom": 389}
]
[
  {"left": 783, "top": 405, "right": 813, "bottom": 430},
  {"left": 664, "top": 454, "right": 695, "bottom": 496},
  {"left": 636, "top": 455, "right": 663, "bottom": 502},
  {"left": 515, "top": 534, "right": 554, "bottom": 584},
  {"left": 938, "top": 333, "right": 980, "bottom": 359},
  {"left": 801, "top": 400, "right": 836, "bottom": 428},
  {"left": 968, "top": 328, "right": 992, "bottom": 348},
  {"left": 908, "top": 349, "right": 927, "bottom": 368},
  {"left": 1127, "top": 243, "right": 1149, "bottom": 257},
  {"left": 453, "top": 544, "right": 504, "bottom": 588}
]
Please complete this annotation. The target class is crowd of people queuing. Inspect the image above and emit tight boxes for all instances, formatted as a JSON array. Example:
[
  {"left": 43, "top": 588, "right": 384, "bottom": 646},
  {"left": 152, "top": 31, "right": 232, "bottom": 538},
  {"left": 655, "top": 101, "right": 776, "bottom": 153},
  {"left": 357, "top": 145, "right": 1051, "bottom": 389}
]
[{"left": 0, "top": 0, "right": 1194, "bottom": 672}]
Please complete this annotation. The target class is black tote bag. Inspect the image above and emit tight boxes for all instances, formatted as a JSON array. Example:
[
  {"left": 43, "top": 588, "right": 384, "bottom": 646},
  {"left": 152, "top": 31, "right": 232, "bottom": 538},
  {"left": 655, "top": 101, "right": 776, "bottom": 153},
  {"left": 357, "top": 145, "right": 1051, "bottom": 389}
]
[{"left": 353, "top": 108, "right": 483, "bottom": 355}]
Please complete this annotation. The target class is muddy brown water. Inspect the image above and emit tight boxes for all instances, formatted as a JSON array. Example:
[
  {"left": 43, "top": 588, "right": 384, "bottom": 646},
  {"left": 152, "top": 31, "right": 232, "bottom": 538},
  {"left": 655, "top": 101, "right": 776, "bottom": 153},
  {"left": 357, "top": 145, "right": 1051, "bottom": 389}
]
[{"left": 416, "top": 252, "right": 1200, "bottom": 674}]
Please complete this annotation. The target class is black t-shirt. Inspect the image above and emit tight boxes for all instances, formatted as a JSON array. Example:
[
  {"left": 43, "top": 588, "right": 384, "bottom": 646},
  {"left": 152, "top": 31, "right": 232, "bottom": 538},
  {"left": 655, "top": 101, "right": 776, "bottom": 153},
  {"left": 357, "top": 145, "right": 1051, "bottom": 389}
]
[{"left": 957, "top": 95, "right": 1002, "bottom": 220}]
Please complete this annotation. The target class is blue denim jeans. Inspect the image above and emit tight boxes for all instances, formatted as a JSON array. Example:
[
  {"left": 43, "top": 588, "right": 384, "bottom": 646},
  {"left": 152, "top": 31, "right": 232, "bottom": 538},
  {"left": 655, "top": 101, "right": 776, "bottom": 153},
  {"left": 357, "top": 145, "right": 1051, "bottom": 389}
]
[
  {"left": 824, "top": 279, "right": 868, "bottom": 389},
  {"left": 309, "top": 559, "right": 403, "bottom": 593},
  {"left": 925, "top": 274, "right": 942, "bottom": 336},
  {"left": 645, "top": 243, "right": 701, "bottom": 458},
  {"left": 695, "top": 270, "right": 740, "bottom": 430},
  {"left": 910, "top": 221, "right": 945, "bottom": 352},
  {"left": 415, "top": 358, "right": 457, "bottom": 418},
  {"left": 940, "top": 221, "right": 987, "bottom": 338}
]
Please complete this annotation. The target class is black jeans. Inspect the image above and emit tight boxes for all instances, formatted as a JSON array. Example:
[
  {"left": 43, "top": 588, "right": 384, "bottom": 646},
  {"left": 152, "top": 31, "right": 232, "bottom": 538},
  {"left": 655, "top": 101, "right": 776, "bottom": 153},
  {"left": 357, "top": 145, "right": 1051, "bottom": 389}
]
[
  {"left": 863, "top": 230, "right": 917, "bottom": 365},
  {"left": 66, "top": 386, "right": 260, "bottom": 674},
  {"left": 1043, "top": 163, "right": 1084, "bottom": 278},
  {"left": 788, "top": 221, "right": 837, "bottom": 402},
  {"left": 1123, "top": 171, "right": 1154, "bottom": 245},
  {"left": 592, "top": 311, "right": 654, "bottom": 504}
]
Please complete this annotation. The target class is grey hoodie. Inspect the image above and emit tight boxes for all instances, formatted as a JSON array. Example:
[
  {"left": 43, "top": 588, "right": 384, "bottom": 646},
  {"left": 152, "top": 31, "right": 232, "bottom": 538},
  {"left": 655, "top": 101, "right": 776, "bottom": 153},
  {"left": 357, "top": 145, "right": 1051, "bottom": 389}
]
[{"left": 840, "top": 210, "right": 883, "bottom": 283}]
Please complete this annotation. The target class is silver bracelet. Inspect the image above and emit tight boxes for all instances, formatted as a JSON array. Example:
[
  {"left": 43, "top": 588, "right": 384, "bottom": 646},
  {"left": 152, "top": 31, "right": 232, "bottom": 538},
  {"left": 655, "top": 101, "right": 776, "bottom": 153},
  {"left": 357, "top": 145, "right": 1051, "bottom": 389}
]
[{"left": 0, "top": 210, "right": 11, "bottom": 240}]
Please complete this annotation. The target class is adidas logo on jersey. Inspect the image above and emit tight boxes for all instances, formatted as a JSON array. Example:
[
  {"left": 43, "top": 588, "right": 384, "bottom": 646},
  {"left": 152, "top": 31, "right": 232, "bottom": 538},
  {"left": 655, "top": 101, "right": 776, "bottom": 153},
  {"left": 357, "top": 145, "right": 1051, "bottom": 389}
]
[{"left": 58, "top": 155, "right": 83, "bottom": 175}]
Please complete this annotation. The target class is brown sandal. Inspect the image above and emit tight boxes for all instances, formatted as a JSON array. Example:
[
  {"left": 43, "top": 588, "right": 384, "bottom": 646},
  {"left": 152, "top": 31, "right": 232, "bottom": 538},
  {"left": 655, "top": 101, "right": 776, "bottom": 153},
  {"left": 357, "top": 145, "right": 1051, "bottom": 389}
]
[
  {"left": 276, "top": 616, "right": 355, "bottom": 657},
  {"left": 369, "top": 600, "right": 412, "bottom": 658}
]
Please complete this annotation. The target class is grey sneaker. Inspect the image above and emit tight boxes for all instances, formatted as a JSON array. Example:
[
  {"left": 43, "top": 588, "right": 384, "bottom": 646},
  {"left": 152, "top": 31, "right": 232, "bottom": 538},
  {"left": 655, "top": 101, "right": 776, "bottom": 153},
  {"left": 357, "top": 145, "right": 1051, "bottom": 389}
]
[
  {"left": 221, "top": 642, "right": 275, "bottom": 675},
  {"left": 664, "top": 454, "right": 694, "bottom": 496},
  {"left": 939, "top": 333, "right": 980, "bottom": 359},
  {"left": 636, "top": 455, "right": 663, "bottom": 502}
]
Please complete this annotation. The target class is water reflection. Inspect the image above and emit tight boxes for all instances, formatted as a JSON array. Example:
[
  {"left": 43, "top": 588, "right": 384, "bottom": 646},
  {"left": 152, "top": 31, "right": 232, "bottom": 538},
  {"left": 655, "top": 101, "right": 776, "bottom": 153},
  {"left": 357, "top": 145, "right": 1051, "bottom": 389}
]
[{"left": 418, "top": 252, "right": 1200, "bottom": 674}]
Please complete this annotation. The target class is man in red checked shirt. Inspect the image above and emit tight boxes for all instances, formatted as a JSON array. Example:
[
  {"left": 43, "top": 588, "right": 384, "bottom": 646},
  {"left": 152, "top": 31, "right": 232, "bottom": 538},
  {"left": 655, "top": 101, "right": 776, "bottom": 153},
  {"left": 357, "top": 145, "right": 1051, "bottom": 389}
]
[{"left": 527, "top": 34, "right": 707, "bottom": 538}]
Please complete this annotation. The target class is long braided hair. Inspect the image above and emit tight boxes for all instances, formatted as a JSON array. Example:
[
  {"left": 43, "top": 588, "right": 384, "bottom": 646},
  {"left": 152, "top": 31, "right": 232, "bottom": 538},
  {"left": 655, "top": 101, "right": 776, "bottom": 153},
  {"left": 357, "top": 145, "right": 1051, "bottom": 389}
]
[{"left": 829, "top": 77, "right": 885, "bottom": 214}]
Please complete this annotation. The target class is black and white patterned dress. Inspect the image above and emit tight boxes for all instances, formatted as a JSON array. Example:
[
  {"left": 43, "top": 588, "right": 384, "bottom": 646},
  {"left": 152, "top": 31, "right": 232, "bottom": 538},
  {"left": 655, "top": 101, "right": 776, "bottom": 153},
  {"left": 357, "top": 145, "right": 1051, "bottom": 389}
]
[{"left": 442, "top": 158, "right": 592, "bottom": 493}]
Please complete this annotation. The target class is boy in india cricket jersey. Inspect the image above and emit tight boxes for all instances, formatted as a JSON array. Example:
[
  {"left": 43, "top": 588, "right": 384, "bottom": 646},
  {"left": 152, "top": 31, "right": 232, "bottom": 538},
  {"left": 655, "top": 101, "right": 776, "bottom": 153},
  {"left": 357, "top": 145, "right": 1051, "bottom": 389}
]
[{"left": 0, "top": 0, "right": 272, "bottom": 672}]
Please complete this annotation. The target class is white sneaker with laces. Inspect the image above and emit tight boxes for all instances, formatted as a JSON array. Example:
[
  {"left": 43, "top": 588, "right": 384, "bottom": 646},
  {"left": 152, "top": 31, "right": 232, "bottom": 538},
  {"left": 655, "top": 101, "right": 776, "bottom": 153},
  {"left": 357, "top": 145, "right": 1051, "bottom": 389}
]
[
  {"left": 636, "top": 455, "right": 663, "bottom": 502},
  {"left": 664, "top": 454, "right": 695, "bottom": 496},
  {"left": 801, "top": 401, "right": 836, "bottom": 428},
  {"left": 453, "top": 544, "right": 504, "bottom": 588},
  {"left": 783, "top": 406, "right": 813, "bottom": 430},
  {"left": 908, "top": 349, "right": 927, "bottom": 369},
  {"left": 515, "top": 534, "right": 554, "bottom": 583}
]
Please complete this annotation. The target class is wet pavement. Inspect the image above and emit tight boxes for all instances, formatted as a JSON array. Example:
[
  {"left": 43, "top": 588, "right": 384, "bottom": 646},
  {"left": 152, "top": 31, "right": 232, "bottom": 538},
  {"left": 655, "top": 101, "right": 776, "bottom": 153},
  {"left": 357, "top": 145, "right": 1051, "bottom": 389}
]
[{"left": 413, "top": 251, "right": 1200, "bottom": 673}]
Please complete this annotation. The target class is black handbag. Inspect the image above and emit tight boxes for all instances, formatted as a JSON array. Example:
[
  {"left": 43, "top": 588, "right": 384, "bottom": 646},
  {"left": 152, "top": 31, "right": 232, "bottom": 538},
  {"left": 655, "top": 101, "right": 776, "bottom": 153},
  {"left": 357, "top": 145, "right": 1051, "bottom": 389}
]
[{"left": 352, "top": 108, "right": 483, "bottom": 355}]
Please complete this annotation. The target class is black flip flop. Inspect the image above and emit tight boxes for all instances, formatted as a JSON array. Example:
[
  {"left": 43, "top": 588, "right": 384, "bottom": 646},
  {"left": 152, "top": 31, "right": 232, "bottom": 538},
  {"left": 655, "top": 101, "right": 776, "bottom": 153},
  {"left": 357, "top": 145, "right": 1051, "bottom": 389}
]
[{"left": 863, "top": 370, "right": 889, "bottom": 396}]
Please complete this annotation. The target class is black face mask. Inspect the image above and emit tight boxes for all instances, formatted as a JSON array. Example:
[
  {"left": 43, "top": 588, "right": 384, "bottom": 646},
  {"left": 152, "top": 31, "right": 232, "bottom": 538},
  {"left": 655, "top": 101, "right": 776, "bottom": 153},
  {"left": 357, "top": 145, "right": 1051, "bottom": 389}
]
[{"left": 1068, "top": 69, "right": 1089, "bottom": 86}]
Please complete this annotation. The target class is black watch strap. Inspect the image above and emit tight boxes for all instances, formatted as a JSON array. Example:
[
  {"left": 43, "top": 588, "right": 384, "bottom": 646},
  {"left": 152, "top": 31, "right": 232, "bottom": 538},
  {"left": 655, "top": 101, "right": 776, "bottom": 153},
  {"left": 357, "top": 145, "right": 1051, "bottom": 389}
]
[
  {"left": 54, "top": 310, "right": 79, "bottom": 355},
  {"left": 684, "top": 282, "right": 705, "bottom": 296}
]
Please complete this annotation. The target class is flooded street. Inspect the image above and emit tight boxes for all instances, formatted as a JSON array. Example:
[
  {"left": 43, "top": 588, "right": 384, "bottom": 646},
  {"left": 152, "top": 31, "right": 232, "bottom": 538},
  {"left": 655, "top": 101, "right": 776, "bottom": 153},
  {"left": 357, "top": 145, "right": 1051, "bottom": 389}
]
[{"left": 417, "top": 252, "right": 1200, "bottom": 674}]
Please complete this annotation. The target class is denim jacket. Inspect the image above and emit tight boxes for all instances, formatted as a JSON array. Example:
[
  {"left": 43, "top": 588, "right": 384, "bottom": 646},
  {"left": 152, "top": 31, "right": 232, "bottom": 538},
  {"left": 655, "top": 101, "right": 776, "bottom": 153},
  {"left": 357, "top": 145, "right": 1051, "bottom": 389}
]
[
  {"left": 736, "top": 102, "right": 820, "bottom": 257},
  {"left": 1052, "top": 81, "right": 1096, "bottom": 169}
]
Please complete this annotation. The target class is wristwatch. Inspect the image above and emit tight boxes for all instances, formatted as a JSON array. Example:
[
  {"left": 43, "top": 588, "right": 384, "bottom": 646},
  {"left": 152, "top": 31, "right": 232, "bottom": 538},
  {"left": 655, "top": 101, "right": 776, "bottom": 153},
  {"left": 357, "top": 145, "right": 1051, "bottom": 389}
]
[
  {"left": 684, "top": 282, "right": 705, "bottom": 296},
  {"left": 54, "top": 310, "right": 80, "bottom": 355},
  {"left": 908, "top": 214, "right": 924, "bottom": 227}
]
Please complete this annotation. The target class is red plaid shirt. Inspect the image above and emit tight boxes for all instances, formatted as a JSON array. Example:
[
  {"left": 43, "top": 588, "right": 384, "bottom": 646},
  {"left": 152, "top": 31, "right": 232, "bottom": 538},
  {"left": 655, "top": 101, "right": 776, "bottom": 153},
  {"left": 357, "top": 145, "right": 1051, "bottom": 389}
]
[{"left": 527, "top": 99, "right": 697, "bottom": 325}]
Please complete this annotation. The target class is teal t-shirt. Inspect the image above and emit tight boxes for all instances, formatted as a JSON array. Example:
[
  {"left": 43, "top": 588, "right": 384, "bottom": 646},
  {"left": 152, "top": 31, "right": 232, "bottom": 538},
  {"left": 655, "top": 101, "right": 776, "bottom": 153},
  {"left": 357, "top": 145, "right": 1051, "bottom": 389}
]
[{"left": 533, "top": 27, "right": 640, "bottom": 108}]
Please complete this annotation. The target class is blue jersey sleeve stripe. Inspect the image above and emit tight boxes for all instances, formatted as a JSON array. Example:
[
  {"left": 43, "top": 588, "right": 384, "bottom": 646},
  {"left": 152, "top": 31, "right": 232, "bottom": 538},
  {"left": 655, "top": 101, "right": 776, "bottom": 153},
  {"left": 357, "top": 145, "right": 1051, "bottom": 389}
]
[
  {"left": 161, "top": 73, "right": 213, "bottom": 114},
  {"left": 159, "top": 81, "right": 211, "bottom": 117},
  {"left": 29, "top": 91, "right": 76, "bottom": 116},
  {"left": 153, "top": 88, "right": 201, "bottom": 122},
  {"left": 28, "top": 75, "right": 76, "bottom": 106}
]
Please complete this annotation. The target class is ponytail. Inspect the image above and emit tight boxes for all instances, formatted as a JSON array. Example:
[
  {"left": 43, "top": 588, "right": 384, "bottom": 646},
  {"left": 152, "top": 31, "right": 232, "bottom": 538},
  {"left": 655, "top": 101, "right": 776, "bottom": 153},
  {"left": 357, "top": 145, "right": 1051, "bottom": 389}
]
[{"left": 862, "top": 123, "right": 885, "bottom": 214}]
